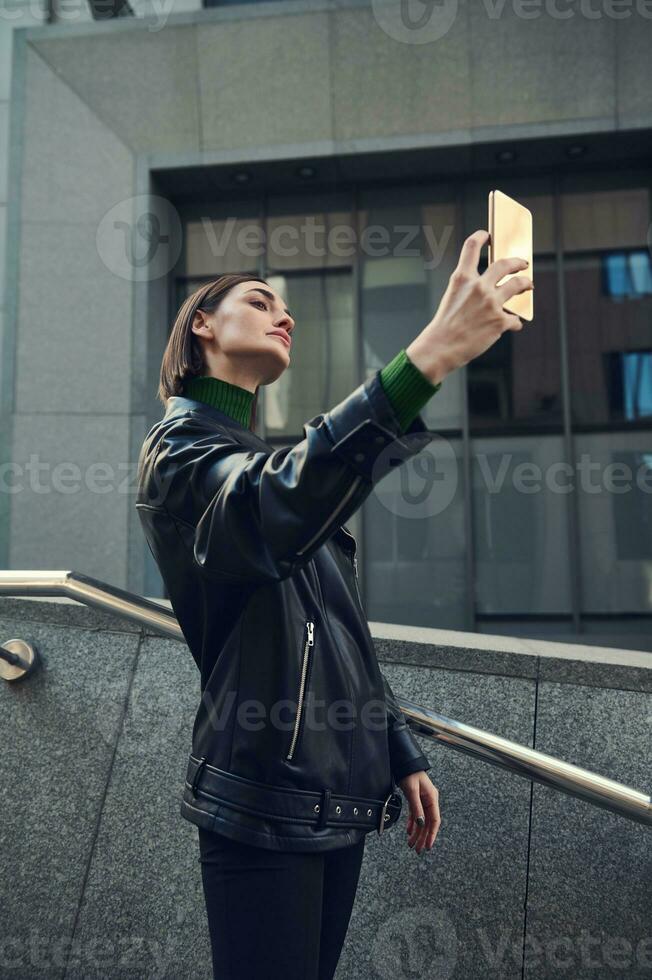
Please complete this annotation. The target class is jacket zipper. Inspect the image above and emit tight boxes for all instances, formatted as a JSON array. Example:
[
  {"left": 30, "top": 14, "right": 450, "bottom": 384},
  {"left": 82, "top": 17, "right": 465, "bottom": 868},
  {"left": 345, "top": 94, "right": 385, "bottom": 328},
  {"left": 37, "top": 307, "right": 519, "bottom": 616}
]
[
  {"left": 286, "top": 620, "right": 315, "bottom": 761},
  {"left": 295, "top": 476, "right": 363, "bottom": 557},
  {"left": 337, "top": 524, "right": 363, "bottom": 607},
  {"left": 352, "top": 555, "right": 364, "bottom": 611}
]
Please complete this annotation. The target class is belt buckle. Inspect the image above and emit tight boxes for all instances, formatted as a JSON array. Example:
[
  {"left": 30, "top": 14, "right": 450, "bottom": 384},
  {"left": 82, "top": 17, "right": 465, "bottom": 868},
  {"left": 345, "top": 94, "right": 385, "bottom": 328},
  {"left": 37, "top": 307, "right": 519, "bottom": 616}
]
[{"left": 377, "top": 790, "right": 394, "bottom": 836}]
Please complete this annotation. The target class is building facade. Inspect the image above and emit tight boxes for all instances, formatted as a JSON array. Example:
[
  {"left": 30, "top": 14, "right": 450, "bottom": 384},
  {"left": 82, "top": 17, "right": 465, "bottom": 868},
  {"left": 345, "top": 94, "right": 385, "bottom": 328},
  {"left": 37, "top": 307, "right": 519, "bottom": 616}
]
[{"left": 1, "top": 0, "right": 651, "bottom": 650}]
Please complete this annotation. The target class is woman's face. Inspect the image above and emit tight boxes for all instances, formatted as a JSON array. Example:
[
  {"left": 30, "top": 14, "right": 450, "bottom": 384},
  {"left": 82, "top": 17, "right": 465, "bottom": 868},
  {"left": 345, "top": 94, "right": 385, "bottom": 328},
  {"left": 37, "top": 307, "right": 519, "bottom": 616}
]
[{"left": 195, "top": 280, "right": 295, "bottom": 387}]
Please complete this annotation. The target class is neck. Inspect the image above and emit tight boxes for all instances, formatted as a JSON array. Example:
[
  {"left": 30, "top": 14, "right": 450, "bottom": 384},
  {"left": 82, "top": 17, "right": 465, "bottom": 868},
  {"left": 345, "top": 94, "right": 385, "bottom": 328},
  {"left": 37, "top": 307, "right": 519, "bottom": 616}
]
[{"left": 182, "top": 375, "right": 255, "bottom": 429}]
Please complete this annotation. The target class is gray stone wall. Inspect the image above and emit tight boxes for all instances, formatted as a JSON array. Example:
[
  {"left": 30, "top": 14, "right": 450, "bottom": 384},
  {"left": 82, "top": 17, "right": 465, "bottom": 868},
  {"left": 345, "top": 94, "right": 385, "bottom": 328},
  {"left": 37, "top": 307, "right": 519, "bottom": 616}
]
[{"left": 1, "top": 597, "right": 650, "bottom": 979}]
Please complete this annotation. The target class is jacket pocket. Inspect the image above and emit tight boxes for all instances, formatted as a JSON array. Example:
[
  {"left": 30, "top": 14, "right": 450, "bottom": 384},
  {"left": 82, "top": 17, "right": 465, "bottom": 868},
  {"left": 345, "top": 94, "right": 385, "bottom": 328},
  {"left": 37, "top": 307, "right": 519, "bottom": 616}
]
[{"left": 286, "top": 620, "right": 316, "bottom": 761}]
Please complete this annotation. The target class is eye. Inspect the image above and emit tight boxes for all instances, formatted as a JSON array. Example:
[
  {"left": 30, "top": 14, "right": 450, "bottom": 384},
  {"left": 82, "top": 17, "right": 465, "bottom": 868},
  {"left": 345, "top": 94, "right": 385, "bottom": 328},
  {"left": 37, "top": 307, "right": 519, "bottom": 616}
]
[{"left": 251, "top": 299, "right": 267, "bottom": 310}]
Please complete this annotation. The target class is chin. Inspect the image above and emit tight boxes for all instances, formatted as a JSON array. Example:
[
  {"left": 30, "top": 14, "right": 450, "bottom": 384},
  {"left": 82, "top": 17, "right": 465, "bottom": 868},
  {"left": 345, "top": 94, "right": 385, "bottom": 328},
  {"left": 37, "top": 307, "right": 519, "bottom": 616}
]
[{"left": 261, "top": 357, "right": 289, "bottom": 386}]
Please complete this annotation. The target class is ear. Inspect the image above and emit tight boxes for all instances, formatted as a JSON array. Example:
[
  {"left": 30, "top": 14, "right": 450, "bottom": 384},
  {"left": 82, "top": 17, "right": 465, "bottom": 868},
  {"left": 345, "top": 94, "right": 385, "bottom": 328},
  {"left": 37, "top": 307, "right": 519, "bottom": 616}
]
[{"left": 191, "top": 309, "right": 212, "bottom": 336}]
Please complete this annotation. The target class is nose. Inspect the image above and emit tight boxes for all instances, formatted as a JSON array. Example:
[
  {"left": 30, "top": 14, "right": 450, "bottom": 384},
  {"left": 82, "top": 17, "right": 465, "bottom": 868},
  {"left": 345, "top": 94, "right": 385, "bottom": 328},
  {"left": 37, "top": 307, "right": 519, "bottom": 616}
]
[{"left": 274, "top": 312, "right": 294, "bottom": 333}]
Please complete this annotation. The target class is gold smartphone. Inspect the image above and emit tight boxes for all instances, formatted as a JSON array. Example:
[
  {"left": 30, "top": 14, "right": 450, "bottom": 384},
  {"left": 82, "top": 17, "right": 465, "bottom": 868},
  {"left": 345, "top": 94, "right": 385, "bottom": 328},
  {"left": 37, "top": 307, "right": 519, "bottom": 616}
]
[{"left": 488, "top": 189, "right": 534, "bottom": 321}]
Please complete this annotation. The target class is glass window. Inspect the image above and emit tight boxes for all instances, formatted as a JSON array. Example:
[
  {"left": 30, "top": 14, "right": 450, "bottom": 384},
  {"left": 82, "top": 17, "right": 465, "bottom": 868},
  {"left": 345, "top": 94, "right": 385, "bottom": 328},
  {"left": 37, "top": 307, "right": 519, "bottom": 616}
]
[
  {"left": 475, "top": 619, "right": 576, "bottom": 641},
  {"left": 471, "top": 435, "right": 573, "bottom": 615},
  {"left": 363, "top": 436, "right": 467, "bottom": 630},
  {"left": 357, "top": 186, "right": 467, "bottom": 629},
  {"left": 358, "top": 184, "right": 464, "bottom": 431},
  {"left": 579, "top": 618, "right": 652, "bottom": 653},
  {"left": 575, "top": 432, "right": 652, "bottom": 614},
  {"left": 561, "top": 184, "right": 649, "bottom": 253},
  {"left": 256, "top": 195, "right": 359, "bottom": 437},
  {"left": 561, "top": 175, "right": 652, "bottom": 427},
  {"left": 183, "top": 200, "right": 263, "bottom": 277},
  {"left": 265, "top": 193, "right": 355, "bottom": 273},
  {"left": 175, "top": 274, "right": 258, "bottom": 309}
]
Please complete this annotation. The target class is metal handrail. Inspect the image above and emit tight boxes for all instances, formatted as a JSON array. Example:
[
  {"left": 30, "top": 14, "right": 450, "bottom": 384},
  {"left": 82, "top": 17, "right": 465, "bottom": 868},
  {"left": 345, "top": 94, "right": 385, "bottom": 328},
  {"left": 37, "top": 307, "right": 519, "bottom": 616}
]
[
  {"left": 0, "top": 570, "right": 182, "bottom": 640},
  {"left": 1, "top": 570, "right": 650, "bottom": 827},
  {"left": 400, "top": 700, "right": 651, "bottom": 827}
]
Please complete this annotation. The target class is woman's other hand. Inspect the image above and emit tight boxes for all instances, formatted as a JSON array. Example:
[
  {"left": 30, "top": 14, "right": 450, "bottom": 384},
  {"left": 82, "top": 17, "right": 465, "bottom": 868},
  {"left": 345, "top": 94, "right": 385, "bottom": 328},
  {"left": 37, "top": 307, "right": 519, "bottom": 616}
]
[{"left": 398, "top": 771, "right": 441, "bottom": 854}]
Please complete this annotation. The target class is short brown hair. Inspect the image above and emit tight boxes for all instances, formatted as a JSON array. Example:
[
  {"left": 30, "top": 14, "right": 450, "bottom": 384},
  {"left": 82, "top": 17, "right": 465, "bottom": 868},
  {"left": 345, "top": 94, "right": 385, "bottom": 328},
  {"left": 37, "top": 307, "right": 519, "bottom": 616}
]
[{"left": 158, "top": 273, "right": 269, "bottom": 432}]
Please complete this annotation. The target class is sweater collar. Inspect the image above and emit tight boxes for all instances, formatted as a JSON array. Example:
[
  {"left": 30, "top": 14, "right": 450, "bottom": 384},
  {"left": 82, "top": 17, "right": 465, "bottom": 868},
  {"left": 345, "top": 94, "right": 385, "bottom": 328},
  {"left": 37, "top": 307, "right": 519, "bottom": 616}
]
[{"left": 181, "top": 375, "right": 254, "bottom": 429}]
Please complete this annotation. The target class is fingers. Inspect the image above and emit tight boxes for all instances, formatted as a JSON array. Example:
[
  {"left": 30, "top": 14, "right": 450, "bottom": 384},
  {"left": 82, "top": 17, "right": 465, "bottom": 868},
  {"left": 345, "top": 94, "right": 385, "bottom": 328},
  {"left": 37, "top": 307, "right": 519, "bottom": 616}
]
[
  {"left": 495, "top": 274, "right": 533, "bottom": 308},
  {"left": 483, "top": 255, "right": 530, "bottom": 287},
  {"left": 407, "top": 817, "right": 428, "bottom": 852},
  {"left": 424, "top": 795, "right": 442, "bottom": 852},
  {"left": 403, "top": 780, "right": 427, "bottom": 851},
  {"left": 406, "top": 785, "right": 441, "bottom": 854},
  {"left": 455, "top": 229, "right": 489, "bottom": 278},
  {"left": 407, "top": 799, "right": 438, "bottom": 853},
  {"left": 503, "top": 312, "right": 525, "bottom": 332}
]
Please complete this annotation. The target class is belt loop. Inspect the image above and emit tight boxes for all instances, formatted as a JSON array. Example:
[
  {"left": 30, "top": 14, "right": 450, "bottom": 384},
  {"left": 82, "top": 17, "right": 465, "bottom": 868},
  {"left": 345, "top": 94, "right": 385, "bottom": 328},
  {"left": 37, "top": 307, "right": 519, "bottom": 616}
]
[
  {"left": 315, "top": 787, "right": 330, "bottom": 830},
  {"left": 191, "top": 756, "right": 207, "bottom": 797}
]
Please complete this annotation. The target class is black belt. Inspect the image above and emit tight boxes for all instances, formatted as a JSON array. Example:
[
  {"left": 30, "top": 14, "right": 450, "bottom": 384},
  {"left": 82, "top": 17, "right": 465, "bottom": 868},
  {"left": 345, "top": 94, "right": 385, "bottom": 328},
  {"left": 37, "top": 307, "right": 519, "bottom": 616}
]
[{"left": 186, "top": 754, "right": 402, "bottom": 837}]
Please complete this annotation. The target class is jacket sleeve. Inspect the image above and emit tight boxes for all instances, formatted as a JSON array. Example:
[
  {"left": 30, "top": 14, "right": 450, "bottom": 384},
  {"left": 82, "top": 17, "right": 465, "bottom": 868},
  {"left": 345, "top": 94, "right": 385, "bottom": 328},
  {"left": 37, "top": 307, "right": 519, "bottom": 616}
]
[
  {"left": 148, "top": 370, "right": 435, "bottom": 585},
  {"left": 381, "top": 672, "right": 432, "bottom": 783}
]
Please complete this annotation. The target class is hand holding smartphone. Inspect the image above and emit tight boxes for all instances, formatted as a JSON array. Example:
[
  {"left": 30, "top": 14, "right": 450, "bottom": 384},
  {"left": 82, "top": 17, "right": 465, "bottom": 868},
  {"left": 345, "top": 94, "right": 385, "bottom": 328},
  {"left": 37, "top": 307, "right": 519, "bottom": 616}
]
[
  {"left": 488, "top": 189, "right": 534, "bottom": 321},
  {"left": 405, "top": 197, "right": 534, "bottom": 386}
]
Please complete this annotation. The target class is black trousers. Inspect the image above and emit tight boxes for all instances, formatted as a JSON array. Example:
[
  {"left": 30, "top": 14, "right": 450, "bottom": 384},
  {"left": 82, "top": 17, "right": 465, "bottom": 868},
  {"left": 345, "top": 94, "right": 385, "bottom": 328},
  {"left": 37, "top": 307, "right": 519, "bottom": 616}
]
[{"left": 197, "top": 827, "right": 366, "bottom": 980}]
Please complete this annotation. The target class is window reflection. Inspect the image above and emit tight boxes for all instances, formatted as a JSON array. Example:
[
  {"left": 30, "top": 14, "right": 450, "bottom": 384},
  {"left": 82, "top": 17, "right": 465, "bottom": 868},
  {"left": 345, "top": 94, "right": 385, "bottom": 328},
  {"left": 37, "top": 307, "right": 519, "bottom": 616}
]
[
  {"left": 183, "top": 201, "right": 263, "bottom": 276},
  {"left": 265, "top": 194, "right": 354, "bottom": 273},
  {"left": 566, "top": 251, "right": 652, "bottom": 426},
  {"left": 612, "top": 451, "right": 652, "bottom": 562},
  {"left": 358, "top": 187, "right": 467, "bottom": 629},
  {"left": 602, "top": 250, "right": 652, "bottom": 299},
  {"left": 561, "top": 187, "right": 649, "bottom": 252},
  {"left": 471, "top": 436, "right": 572, "bottom": 615},
  {"left": 605, "top": 350, "right": 652, "bottom": 421},
  {"left": 576, "top": 433, "right": 652, "bottom": 614},
  {"left": 563, "top": 184, "right": 652, "bottom": 427},
  {"left": 358, "top": 186, "right": 464, "bottom": 431},
  {"left": 364, "top": 437, "right": 467, "bottom": 630}
]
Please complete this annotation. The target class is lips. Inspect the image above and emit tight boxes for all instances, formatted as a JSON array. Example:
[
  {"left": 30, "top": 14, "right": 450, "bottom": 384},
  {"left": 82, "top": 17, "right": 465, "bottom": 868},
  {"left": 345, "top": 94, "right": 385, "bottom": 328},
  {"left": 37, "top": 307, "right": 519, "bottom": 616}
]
[{"left": 267, "top": 330, "right": 291, "bottom": 348}]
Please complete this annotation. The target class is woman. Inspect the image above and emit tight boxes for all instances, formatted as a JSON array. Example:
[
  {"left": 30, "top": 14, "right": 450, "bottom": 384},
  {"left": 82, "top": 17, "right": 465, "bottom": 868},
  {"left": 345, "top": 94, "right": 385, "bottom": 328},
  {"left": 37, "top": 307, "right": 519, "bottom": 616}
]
[{"left": 135, "top": 229, "right": 532, "bottom": 980}]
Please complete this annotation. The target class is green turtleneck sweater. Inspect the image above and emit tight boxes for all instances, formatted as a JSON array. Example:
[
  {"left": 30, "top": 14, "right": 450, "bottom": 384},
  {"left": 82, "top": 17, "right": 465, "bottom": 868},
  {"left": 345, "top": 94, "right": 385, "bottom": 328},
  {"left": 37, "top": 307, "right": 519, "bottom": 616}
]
[{"left": 182, "top": 347, "right": 442, "bottom": 432}]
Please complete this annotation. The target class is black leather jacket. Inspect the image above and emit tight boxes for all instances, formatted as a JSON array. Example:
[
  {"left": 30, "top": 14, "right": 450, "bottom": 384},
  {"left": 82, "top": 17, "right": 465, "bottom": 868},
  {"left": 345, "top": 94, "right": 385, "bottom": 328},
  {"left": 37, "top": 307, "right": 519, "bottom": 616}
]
[{"left": 135, "top": 370, "right": 433, "bottom": 852}]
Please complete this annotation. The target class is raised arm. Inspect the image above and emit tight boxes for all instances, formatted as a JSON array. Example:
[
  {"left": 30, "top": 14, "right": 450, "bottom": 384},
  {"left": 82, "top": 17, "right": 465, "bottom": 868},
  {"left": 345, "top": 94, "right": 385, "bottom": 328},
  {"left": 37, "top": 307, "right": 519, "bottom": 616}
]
[
  {"left": 145, "top": 369, "right": 436, "bottom": 585},
  {"left": 142, "top": 230, "right": 533, "bottom": 587}
]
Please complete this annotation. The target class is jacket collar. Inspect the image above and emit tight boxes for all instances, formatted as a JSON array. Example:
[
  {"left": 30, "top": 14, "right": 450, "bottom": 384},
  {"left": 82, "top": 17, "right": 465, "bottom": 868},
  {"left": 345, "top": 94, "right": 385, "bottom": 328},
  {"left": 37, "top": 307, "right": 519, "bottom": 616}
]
[
  {"left": 161, "top": 396, "right": 357, "bottom": 555},
  {"left": 163, "top": 395, "right": 269, "bottom": 449}
]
